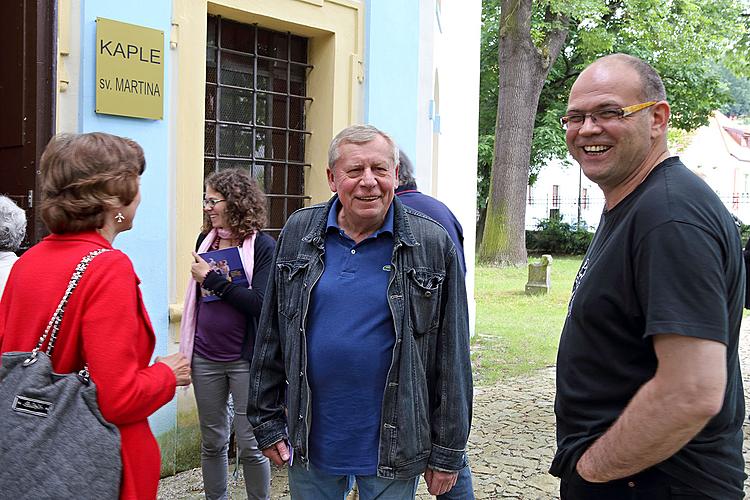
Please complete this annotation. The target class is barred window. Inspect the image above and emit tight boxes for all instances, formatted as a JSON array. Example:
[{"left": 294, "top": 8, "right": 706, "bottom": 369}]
[{"left": 205, "top": 16, "right": 312, "bottom": 238}]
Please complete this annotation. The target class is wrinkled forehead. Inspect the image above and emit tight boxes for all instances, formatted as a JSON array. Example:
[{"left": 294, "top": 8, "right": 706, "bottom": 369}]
[
  {"left": 568, "top": 61, "right": 642, "bottom": 111},
  {"left": 337, "top": 136, "right": 394, "bottom": 165}
]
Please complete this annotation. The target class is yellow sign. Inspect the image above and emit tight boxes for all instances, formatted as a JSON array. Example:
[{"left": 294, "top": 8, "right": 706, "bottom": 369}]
[{"left": 96, "top": 18, "right": 164, "bottom": 120}]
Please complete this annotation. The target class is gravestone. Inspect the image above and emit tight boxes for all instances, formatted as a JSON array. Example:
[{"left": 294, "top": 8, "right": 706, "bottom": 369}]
[{"left": 525, "top": 254, "right": 553, "bottom": 295}]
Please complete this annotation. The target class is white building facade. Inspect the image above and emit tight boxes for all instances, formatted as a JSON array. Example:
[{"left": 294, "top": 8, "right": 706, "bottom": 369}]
[{"left": 525, "top": 158, "right": 605, "bottom": 231}]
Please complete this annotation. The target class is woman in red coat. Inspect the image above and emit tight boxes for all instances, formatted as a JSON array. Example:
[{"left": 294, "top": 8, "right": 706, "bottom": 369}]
[{"left": 0, "top": 132, "right": 191, "bottom": 499}]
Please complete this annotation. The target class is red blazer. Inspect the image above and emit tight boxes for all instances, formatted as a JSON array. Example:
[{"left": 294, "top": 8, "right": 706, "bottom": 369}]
[{"left": 0, "top": 232, "right": 176, "bottom": 500}]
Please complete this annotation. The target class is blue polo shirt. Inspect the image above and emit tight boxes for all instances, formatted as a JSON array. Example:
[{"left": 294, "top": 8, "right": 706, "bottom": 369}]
[{"left": 306, "top": 199, "right": 396, "bottom": 475}]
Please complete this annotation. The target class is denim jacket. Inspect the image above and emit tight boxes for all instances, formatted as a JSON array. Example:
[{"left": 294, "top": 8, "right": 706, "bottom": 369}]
[{"left": 248, "top": 195, "right": 472, "bottom": 479}]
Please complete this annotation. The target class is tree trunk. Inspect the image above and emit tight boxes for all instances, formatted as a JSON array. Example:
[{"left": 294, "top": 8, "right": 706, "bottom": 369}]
[
  {"left": 476, "top": 204, "right": 487, "bottom": 250},
  {"left": 478, "top": 0, "right": 568, "bottom": 266}
]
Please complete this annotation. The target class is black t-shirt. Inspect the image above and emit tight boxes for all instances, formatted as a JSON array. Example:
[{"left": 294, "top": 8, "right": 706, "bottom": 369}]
[{"left": 550, "top": 157, "right": 746, "bottom": 498}]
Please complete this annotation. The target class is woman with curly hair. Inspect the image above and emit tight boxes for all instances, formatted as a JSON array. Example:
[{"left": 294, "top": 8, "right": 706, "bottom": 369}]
[{"left": 179, "top": 168, "right": 274, "bottom": 499}]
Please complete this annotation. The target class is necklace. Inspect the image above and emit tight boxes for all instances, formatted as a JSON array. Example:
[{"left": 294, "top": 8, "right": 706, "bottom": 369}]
[{"left": 212, "top": 235, "right": 238, "bottom": 250}]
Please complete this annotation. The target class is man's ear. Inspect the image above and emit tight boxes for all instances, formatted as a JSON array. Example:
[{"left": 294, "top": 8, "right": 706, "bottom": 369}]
[
  {"left": 650, "top": 100, "right": 671, "bottom": 139},
  {"left": 326, "top": 167, "right": 337, "bottom": 193}
]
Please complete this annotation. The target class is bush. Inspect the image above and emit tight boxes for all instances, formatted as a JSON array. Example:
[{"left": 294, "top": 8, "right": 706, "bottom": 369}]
[
  {"left": 526, "top": 217, "right": 593, "bottom": 255},
  {"left": 739, "top": 222, "right": 750, "bottom": 245}
]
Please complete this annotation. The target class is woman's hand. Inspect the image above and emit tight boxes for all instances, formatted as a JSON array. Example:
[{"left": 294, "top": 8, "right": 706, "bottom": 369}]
[
  {"left": 156, "top": 352, "right": 191, "bottom": 386},
  {"left": 191, "top": 251, "right": 211, "bottom": 284}
]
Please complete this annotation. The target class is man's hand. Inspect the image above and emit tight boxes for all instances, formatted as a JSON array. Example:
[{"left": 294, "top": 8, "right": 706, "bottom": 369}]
[
  {"left": 191, "top": 251, "right": 211, "bottom": 284},
  {"left": 262, "top": 440, "right": 291, "bottom": 466},
  {"left": 424, "top": 469, "right": 458, "bottom": 496},
  {"left": 575, "top": 334, "right": 726, "bottom": 482}
]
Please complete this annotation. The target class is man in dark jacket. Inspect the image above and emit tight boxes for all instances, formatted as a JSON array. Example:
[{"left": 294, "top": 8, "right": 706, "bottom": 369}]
[{"left": 248, "top": 125, "right": 472, "bottom": 499}]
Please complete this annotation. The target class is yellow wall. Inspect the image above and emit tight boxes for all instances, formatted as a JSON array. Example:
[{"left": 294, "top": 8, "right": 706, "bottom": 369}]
[
  {"left": 56, "top": 0, "right": 82, "bottom": 133},
  {"left": 169, "top": 0, "right": 363, "bottom": 326}
]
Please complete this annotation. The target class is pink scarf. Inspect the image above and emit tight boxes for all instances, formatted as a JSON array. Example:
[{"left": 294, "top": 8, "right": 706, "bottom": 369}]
[{"left": 179, "top": 229, "right": 257, "bottom": 365}]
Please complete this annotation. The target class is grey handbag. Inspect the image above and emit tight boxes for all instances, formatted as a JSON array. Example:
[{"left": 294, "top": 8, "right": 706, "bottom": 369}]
[{"left": 0, "top": 249, "right": 122, "bottom": 499}]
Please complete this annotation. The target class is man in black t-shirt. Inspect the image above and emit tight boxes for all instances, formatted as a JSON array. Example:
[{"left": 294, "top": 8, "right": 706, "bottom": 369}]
[{"left": 550, "top": 54, "right": 746, "bottom": 499}]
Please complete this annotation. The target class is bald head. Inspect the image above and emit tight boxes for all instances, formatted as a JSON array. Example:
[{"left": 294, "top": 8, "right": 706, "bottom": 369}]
[
  {"left": 580, "top": 54, "right": 666, "bottom": 104},
  {"left": 565, "top": 53, "right": 672, "bottom": 207}
]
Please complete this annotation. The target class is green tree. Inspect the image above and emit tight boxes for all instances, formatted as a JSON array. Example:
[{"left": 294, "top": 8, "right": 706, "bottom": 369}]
[
  {"left": 718, "top": 64, "right": 750, "bottom": 117},
  {"left": 478, "top": 0, "right": 749, "bottom": 266}
]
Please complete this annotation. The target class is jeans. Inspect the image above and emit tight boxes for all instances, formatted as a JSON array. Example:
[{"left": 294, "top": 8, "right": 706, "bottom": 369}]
[
  {"left": 560, "top": 467, "right": 713, "bottom": 499},
  {"left": 288, "top": 461, "right": 419, "bottom": 500},
  {"left": 193, "top": 355, "right": 271, "bottom": 500},
  {"left": 438, "top": 464, "right": 475, "bottom": 500}
]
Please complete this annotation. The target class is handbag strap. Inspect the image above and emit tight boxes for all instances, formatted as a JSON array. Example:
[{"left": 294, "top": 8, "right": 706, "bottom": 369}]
[{"left": 23, "top": 249, "right": 112, "bottom": 376}]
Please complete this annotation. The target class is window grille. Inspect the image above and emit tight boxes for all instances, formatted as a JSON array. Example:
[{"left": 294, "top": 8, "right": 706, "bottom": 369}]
[{"left": 205, "top": 16, "right": 312, "bottom": 238}]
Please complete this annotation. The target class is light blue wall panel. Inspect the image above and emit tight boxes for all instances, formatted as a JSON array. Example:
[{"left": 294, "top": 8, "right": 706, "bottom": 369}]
[
  {"left": 365, "top": 0, "right": 420, "bottom": 160},
  {"left": 79, "top": 0, "right": 174, "bottom": 435}
]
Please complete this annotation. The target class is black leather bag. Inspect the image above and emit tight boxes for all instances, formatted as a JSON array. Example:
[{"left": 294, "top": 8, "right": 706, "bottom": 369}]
[{"left": 0, "top": 249, "right": 122, "bottom": 499}]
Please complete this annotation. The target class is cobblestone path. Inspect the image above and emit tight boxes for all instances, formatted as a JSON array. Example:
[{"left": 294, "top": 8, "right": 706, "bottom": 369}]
[{"left": 159, "top": 323, "right": 750, "bottom": 499}]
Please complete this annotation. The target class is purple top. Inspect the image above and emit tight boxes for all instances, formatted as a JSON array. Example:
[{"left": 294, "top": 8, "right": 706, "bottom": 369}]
[
  {"left": 190, "top": 232, "right": 276, "bottom": 363},
  {"left": 193, "top": 290, "right": 247, "bottom": 362}
]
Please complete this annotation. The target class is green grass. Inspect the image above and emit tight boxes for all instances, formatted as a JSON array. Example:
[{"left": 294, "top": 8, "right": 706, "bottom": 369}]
[{"left": 472, "top": 256, "right": 583, "bottom": 385}]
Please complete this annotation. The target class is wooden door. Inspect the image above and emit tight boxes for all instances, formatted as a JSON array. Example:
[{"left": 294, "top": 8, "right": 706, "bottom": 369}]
[{"left": 0, "top": 0, "right": 55, "bottom": 249}]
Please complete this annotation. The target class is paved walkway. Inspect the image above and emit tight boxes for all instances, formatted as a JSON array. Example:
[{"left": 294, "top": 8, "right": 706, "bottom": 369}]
[{"left": 159, "top": 322, "right": 750, "bottom": 499}]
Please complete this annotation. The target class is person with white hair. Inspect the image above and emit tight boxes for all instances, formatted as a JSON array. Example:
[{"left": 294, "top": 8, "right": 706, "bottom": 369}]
[{"left": 0, "top": 196, "right": 26, "bottom": 298}]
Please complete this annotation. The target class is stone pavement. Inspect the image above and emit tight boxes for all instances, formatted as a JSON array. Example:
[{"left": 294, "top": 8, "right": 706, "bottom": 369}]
[{"left": 159, "top": 322, "right": 750, "bottom": 499}]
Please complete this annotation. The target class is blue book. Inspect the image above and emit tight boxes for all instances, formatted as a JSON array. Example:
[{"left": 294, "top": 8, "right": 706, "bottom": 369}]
[{"left": 198, "top": 247, "right": 248, "bottom": 302}]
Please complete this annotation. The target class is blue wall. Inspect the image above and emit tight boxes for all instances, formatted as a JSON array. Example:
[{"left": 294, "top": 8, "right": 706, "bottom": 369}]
[
  {"left": 79, "top": 0, "right": 174, "bottom": 435},
  {"left": 365, "top": 0, "right": 420, "bottom": 160}
]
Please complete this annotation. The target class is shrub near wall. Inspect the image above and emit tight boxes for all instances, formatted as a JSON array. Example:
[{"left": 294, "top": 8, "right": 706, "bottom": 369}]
[
  {"left": 739, "top": 222, "right": 750, "bottom": 245},
  {"left": 526, "top": 217, "right": 593, "bottom": 255}
]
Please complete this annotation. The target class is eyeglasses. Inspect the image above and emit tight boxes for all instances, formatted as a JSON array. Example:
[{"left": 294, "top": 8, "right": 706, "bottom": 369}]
[
  {"left": 560, "top": 101, "right": 657, "bottom": 130},
  {"left": 202, "top": 198, "right": 226, "bottom": 208}
]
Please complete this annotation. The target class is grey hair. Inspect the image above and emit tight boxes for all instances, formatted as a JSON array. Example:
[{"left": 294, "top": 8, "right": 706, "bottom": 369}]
[
  {"left": 327, "top": 124, "right": 399, "bottom": 170},
  {"left": 597, "top": 53, "right": 667, "bottom": 102},
  {"left": 398, "top": 149, "right": 417, "bottom": 186},
  {"left": 0, "top": 196, "right": 26, "bottom": 252}
]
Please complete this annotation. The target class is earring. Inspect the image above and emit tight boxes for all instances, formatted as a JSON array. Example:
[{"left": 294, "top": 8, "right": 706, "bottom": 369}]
[{"left": 115, "top": 212, "right": 125, "bottom": 223}]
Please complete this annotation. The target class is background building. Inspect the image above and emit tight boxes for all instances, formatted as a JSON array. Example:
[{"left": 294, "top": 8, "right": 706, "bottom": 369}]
[
  {"left": 525, "top": 158, "right": 605, "bottom": 231},
  {"left": 2, "top": 0, "right": 480, "bottom": 474},
  {"left": 680, "top": 111, "right": 750, "bottom": 222}
]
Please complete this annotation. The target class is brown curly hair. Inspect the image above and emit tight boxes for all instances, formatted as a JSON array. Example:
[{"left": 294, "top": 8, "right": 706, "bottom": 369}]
[
  {"left": 202, "top": 169, "right": 267, "bottom": 239},
  {"left": 39, "top": 132, "right": 145, "bottom": 234}
]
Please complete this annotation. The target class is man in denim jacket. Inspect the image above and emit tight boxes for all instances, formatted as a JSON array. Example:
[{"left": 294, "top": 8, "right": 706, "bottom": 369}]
[{"left": 248, "top": 125, "right": 472, "bottom": 499}]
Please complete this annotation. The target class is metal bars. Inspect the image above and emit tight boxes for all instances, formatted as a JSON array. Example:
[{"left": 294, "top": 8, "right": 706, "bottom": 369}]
[{"left": 205, "top": 16, "right": 312, "bottom": 237}]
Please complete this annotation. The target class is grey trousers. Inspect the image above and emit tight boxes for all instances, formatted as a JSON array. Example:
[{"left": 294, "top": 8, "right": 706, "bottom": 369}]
[{"left": 192, "top": 355, "right": 271, "bottom": 500}]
